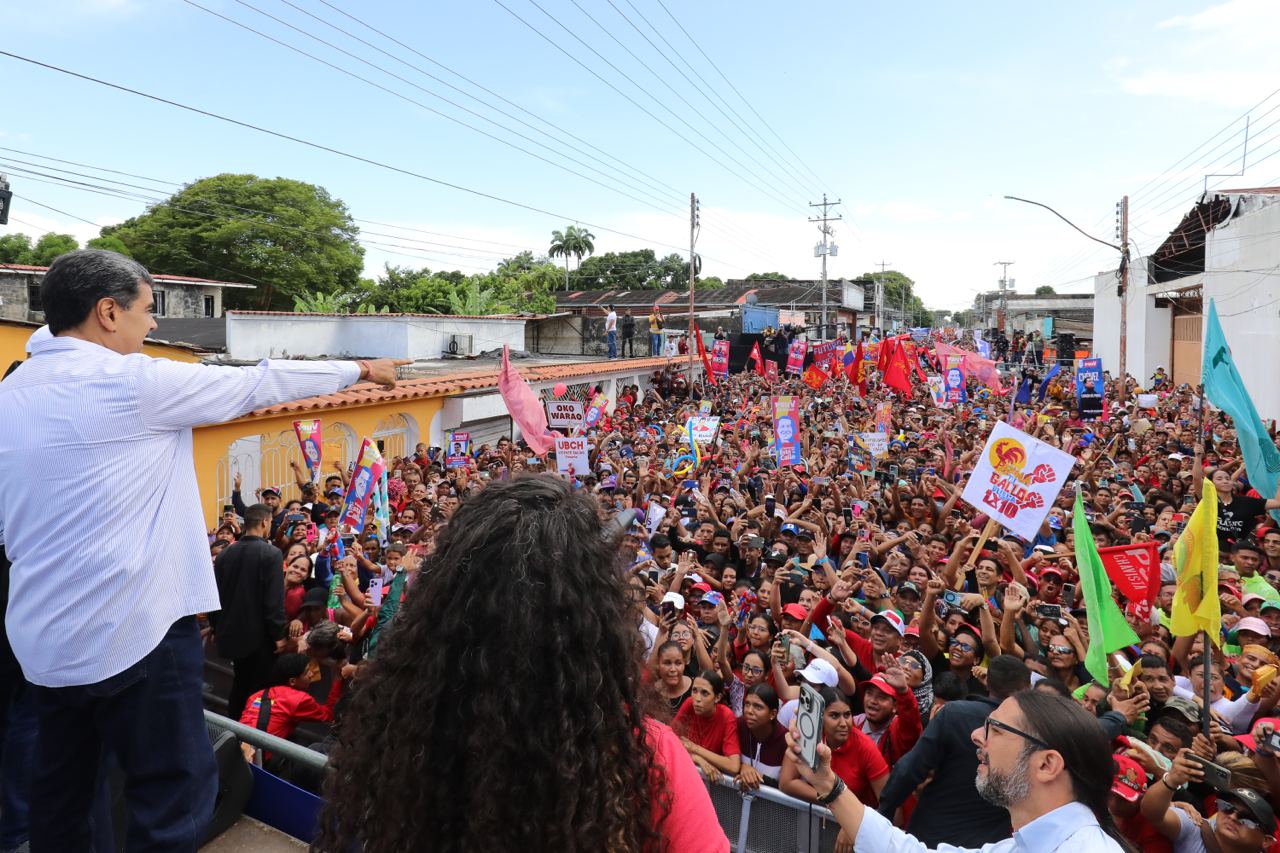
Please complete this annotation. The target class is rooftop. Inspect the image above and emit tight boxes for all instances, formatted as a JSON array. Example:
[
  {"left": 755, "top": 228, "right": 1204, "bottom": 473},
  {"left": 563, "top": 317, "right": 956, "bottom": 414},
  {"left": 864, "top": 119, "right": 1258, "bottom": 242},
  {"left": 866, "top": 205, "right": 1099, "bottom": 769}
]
[
  {"left": 0, "top": 263, "right": 256, "bottom": 289},
  {"left": 235, "top": 354, "right": 683, "bottom": 419},
  {"left": 227, "top": 310, "right": 548, "bottom": 320}
]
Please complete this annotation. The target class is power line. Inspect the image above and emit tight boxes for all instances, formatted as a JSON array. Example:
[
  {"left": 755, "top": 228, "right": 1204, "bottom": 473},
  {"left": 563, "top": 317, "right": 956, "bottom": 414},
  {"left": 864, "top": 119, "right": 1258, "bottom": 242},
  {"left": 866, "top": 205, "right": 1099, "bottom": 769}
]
[
  {"left": 490, "top": 0, "right": 807, "bottom": 215},
  {"left": 0, "top": 50, "right": 755, "bottom": 270},
  {"left": 651, "top": 0, "right": 828, "bottom": 191}
]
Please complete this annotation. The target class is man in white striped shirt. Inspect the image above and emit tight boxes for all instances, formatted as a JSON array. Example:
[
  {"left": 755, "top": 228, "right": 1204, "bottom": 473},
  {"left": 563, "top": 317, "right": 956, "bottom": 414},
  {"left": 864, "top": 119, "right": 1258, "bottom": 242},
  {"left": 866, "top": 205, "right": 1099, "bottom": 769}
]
[{"left": 0, "top": 250, "right": 408, "bottom": 852}]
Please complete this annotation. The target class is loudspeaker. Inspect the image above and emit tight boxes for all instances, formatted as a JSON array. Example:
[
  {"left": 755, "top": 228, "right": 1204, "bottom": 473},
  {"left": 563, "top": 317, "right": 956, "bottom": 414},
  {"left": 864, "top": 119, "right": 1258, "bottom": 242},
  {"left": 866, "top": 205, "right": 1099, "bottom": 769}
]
[{"left": 1056, "top": 333, "right": 1075, "bottom": 367}]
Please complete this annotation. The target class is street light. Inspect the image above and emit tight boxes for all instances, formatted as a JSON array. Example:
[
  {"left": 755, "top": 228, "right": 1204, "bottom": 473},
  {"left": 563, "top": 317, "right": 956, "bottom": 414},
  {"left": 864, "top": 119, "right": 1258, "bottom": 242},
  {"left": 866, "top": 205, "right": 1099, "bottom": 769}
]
[{"left": 1002, "top": 195, "right": 1130, "bottom": 402}]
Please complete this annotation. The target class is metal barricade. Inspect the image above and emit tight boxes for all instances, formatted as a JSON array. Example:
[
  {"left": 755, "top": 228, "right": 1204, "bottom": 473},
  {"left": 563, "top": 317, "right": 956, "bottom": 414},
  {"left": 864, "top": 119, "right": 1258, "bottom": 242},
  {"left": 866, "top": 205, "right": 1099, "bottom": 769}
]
[{"left": 204, "top": 710, "right": 841, "bottom": 850}]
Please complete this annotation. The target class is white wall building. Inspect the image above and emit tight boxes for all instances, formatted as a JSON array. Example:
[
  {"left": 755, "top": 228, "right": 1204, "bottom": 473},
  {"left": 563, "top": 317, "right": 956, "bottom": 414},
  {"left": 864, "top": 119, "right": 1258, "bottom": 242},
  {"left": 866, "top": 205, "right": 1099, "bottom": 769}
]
[
  {"left": 225, "top": 311, "right": 529, "bottom": 361},
  {"left": 1093, "top": 188, "right": 1280, "bottom": 420}
]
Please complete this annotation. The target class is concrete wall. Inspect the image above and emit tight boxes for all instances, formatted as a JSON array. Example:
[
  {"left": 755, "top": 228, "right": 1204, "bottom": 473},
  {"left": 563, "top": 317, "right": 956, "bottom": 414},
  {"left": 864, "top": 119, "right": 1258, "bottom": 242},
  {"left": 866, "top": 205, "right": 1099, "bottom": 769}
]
[
  {"left": 1204, "top": 196, "right": 1280, "bottom": 420},
  {"left": 1, "top": 270, "right": 227, "bottom": 322},
  {"left": 1093, "top": 262, "right": 1167, "bottom": 383},
  {"left": 225, "top": 314, "right": 527, "bottom": 360},
  {"left": 0, "top": 271, "right": 37, "bottom": 322}
]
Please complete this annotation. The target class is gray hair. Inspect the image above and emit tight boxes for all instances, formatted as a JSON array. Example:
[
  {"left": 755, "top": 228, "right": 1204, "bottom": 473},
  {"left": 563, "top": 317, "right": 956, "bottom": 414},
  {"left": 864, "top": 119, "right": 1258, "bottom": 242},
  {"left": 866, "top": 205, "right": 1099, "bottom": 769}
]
[{"left": 40, "top": 249, "right": 154, "bottom": 334}]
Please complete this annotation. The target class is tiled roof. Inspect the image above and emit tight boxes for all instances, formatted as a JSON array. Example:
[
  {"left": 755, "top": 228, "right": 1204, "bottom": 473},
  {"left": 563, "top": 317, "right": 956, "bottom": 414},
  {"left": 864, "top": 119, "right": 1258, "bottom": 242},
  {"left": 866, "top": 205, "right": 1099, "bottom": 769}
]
[
  {"left": 227, "top": 310, "right": 542, "bottom": 320},
  {"left": 0, "top": 263, "right": 255, "bottom": 289},
  {"left": 555, "top": 280, "right": 859, "bottom": 313},
  {"left": 238, "top": 355, "right": 683, "bottom": 420}
]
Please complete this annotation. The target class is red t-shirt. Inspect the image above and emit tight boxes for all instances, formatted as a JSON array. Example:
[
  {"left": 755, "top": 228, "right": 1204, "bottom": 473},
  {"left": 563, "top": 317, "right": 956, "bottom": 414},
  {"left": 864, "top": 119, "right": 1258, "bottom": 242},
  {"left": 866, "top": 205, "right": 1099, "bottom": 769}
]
[
  {"left": 644, "top": 718, "right": 730, "bottom": 852},
  {"left": 1115, "top": 811, "right": 1170, "bottom": 853},
  {"left": 284, "top": 585, "right": 305, "bottom": 620},
  {"left": 673, "top": 700, "right": 740, "bottom": 757},
  {"left": 238, "top": 678, "right": 344, "bottom": 741},
  {"left": 828, "top": 726, "right": 890, "bottom": 807}
]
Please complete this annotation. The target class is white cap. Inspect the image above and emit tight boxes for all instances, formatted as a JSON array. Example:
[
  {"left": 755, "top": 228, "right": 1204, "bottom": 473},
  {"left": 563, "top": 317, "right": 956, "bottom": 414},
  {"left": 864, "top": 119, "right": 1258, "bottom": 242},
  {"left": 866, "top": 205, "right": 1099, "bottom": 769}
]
[
  {"left": 661, "top": 591, "right": 685, "bottom": 610},
  {"left": 797, "top": 658, "right": 838, "bottom": 688}
]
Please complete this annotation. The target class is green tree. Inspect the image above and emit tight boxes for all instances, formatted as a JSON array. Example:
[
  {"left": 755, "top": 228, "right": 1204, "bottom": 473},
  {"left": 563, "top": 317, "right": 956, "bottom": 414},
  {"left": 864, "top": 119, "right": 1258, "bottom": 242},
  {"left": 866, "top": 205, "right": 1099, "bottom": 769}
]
[
  {"left": 293, "top": 291, "right": 348, "bottom": 313},
  {"left": 698, "top": 275, "right": 724, "bottom": 290},
  {"left": 1034, "top": 285, "right": 1056, "bottom": 296},
  {"left": 745, "top": 271, "right": 790, "bottom": 281},
  {"left": 951, "top": 309, "right": 975, "bottom": 328},
  {"left": 0, "top": 233, "right": 33, "bottom": 264},
  {"left": 548, "top": 225, "right": 596, "bottom": 289},
  {"left": 86, "top": 234, "right": 133, "bottom": 257},
  {"left": 28, "top": 233, "right": 80, "bottom": 266},
  {"left": 495, "top": 250, "right": 540, "bottom": 276},
  {"left": 103, "top": 173, "right": 364, "bottom": 310}
]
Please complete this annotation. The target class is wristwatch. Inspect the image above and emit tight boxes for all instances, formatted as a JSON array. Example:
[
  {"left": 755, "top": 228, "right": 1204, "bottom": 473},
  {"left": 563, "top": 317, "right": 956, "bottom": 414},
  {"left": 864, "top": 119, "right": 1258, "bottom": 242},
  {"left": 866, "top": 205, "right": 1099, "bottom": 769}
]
[{"left": 815, "top": 776, "right": 846, "bottom": 806}]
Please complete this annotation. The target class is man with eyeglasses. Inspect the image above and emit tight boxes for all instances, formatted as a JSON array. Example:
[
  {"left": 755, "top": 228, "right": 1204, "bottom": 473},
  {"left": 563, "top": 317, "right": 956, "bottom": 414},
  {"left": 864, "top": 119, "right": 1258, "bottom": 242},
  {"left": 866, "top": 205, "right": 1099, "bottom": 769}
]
[
  {"left": 1141, "top": 745, "right": 1276, "bottom": 852},
  {"left": 876, "top": 655, "right": 1031, "bottom": 847},
  {"left": 791, "top": 687, "right": 1130, "bottom": 851}
]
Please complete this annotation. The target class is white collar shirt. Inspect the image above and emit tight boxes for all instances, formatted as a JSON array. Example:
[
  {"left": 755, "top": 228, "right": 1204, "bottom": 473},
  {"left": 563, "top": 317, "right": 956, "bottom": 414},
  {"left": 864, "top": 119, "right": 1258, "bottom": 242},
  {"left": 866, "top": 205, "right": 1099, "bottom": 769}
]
[
  {"left": 0, "top": 332, "right": 359, "bottom": 687},
  {"left": 855, "top": 800, "right": 1126, "bottom": 853}
]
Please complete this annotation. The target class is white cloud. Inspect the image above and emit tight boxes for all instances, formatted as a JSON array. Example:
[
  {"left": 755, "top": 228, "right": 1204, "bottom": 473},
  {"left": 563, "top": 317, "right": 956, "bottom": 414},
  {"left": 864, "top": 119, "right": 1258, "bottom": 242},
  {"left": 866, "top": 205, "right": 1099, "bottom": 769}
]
[{"left": 1112, "top": 0, "right": 1280, "bottom": 107}]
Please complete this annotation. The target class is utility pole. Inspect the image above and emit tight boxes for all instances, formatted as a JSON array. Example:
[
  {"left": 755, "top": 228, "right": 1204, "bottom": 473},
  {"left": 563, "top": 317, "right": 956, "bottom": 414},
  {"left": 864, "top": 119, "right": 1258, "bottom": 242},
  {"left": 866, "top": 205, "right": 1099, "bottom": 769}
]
[
  {"left": 994, "top": 261, "right": 1014, "bottom": 333},
  {"left": 1117, "top": 195, "right": 1130, "bottom": 403},
  {"left": 874, "top": 260, "right": 891, "bottom": 333},
  {"left": 810, "top": 195, "right": 841, "bottom": 341},
  {"left": 688, "top": 192, "right": 699, "bottom": 383}
]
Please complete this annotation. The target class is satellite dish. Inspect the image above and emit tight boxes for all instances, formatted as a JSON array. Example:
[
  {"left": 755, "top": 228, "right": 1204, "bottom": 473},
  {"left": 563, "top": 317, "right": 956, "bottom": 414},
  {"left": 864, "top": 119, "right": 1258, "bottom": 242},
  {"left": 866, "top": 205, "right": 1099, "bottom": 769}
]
[{"left": 745, "top": 292, "right": 759, "bottom": 306}]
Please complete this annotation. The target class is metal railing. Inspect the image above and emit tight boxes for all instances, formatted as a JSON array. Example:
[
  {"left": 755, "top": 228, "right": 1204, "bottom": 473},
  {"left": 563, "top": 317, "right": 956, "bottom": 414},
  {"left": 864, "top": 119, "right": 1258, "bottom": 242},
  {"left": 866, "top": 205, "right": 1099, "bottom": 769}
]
[{"left": 204, "top": 711, "right": 840, "bottom": 851}]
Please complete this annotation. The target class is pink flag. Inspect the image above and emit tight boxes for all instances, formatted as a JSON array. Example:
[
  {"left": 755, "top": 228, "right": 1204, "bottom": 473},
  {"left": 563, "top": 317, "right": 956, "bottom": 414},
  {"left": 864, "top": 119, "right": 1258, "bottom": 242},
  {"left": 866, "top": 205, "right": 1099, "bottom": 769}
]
[{"left": 498, "top": 345, "right": 554, "bottom": 456}]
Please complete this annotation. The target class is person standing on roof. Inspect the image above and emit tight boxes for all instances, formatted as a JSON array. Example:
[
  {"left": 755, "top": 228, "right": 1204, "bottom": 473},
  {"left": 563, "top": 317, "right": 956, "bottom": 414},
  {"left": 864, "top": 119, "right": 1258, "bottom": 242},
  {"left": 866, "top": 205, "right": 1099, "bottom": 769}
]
[{"left": 605, "top": 303, "right": 618, "bottom": 359}]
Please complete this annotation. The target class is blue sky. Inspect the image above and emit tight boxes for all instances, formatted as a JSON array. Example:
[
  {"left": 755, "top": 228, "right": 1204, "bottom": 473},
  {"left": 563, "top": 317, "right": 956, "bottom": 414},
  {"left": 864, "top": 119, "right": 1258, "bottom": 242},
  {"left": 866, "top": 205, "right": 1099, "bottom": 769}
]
[{"left": 2, "top": 0, "right": 1278, "bottom": 310}]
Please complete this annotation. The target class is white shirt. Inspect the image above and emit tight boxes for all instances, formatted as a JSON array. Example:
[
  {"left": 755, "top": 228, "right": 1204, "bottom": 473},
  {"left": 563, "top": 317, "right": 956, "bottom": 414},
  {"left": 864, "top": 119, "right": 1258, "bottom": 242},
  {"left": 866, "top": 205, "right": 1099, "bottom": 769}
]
[
  {"left": 855, "top": 800, "right": 1125, "bottom": 853},
  {"left": 606, "top": 310, "right": 617, "bottom": 332},
  {"left": 0, "top": 332, "right": 360, "bottom": 687}
]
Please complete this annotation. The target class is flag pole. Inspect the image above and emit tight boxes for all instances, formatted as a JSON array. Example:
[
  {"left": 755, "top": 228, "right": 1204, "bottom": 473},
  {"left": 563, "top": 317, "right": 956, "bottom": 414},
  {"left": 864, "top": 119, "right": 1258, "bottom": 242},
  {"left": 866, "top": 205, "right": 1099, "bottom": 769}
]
[{"left": 1201, "top": 629, "right": 1213, "bottom": 739}]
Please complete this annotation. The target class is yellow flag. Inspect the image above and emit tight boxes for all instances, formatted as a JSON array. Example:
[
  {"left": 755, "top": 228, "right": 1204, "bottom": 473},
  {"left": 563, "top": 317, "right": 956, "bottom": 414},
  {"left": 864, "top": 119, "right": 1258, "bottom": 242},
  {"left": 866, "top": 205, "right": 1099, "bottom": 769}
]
[{"left": 1170, "top": 479, "right": 1221, "bottom": 644}]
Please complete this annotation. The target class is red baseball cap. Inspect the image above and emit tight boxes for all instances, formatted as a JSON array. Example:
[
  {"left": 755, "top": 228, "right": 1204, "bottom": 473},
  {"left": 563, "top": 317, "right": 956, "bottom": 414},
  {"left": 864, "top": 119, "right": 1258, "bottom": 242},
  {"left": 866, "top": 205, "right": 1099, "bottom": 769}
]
[
  {"left": 781, "top": 603, "right": 808, "bottom": 621},
  {"left": 690, "top": 582, "right": 712, "bottom": 594},
  {"left": 859, "top": 674, "right": 897, "bottom": 698},
  {"left": 1110, "top": 753, "right": 1148, "bottom": 803}
]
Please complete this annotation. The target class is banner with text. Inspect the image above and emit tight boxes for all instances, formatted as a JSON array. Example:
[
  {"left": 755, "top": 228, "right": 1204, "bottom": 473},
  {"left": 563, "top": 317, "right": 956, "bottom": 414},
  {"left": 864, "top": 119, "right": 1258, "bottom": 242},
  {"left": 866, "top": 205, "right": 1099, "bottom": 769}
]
[
  {"left": 554, "top": 435, "right": 590, "bottom": 476},
  {"left": 786, "top": 339, "right": 808, "bottom": 375},
  {"left": 711, "top": 340, "right": 730, "bottom": 378},
  {"left": 447, "top": 431, "right": 470, "bottom": 468},
  {"left": 293, "top": 419, "right": 323, "bottom": 483},
  {"left": 545, "top": 399, "right": 585, "bottom": 431},
  {"left": 1098, "top": 541, "right": 1159, "bottom": 605},
  {"left": 960, "top": 420, "right": 1076, "bottom": 540},
  {"left": 339, "top": 437, "right": 386, "bottom": 535},
  {"left": 773, "top": 396, "right": 802, "bottom": 467}
]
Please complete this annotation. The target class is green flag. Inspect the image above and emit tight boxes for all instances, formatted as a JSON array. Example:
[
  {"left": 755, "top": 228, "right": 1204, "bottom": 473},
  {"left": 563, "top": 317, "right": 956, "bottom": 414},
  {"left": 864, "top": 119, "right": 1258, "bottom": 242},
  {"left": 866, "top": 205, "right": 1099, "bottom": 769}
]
[
  {"left": 1203, "top": 300, "right": 1280, "bottom": 513},
  {"left": 1073, "top": 489, "right": 1139, "bottom": 685}
]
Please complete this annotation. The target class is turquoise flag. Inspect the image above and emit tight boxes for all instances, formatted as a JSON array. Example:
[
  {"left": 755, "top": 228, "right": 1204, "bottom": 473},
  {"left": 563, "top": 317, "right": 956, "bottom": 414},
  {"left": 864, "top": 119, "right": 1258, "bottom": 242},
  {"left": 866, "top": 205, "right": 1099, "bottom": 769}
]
[{"left": 1203, "top": 300, "right": 1280, "bottom": 508}]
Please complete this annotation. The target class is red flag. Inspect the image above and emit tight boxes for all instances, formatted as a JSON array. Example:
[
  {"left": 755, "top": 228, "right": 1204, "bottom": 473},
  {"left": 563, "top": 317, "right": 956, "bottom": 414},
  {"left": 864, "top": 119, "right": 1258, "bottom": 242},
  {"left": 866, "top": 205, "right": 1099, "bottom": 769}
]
[
  {"left": 851, "top": 341, "right": 867, "bottom": 396},
  {"left": 749, "top": 341, "right": 765, "bottom": 376},
  {"left": 802, "top": 363, "right": 829, "bottom": 390},
  {"left": 695, "top": 333, "right": 717, "bottom": 385},
  {"left": 498, "top": 345, "right": 554, "bottom": 455},
  {"left": 877, "top": 338, "right": 895, "bottom": 373},
  {"left": 883, "top": 342, "right": 913, "bottom": 395},
  {"left": 1098, "top": 542, "right": 1159, "bottom": 605}
]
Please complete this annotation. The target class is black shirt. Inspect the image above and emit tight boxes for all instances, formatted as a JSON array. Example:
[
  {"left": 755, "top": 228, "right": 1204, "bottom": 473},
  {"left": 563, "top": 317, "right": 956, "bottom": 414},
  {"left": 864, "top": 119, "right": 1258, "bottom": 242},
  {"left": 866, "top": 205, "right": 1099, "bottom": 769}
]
[
  {"left": 1218, "top": 494, "right": 1268, "bottom": 549},
  {"left": 210, "top": 535, "right": 287, "bottom": 660}
]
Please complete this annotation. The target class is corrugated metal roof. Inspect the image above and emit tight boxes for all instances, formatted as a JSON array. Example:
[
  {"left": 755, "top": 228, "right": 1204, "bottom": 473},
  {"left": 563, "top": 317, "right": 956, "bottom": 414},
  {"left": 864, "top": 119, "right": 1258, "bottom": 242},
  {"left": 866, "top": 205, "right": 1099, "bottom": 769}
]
[{"left": 0, "top": 263, "right": 255, "bottom": 289}]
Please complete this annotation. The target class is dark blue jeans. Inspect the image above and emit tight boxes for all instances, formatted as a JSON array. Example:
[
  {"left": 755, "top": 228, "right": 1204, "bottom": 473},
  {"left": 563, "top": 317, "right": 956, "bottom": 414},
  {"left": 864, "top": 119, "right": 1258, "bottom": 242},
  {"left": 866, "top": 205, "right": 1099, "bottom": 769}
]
[
  {"left": 0, "top": 678, "right": 35, "bottom": 850},
  {"left": 29, "top": 616, "right": 216, "bottom": 852}
]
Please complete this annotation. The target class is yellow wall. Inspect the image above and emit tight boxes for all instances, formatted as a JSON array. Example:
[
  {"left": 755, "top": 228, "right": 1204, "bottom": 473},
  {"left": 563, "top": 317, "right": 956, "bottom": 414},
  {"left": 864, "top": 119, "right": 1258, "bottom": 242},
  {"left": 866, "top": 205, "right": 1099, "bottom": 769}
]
[
  {"left": 192, "top": 396, "right": 444, "bottom": 527},
  {"left": 0, "top": 322, "right": 204, "bottom": 366}
]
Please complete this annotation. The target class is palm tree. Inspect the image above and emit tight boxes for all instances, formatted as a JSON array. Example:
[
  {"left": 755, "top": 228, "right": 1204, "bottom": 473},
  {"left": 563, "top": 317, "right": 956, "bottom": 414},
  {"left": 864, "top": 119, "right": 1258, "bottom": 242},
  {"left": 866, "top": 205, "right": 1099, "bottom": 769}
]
[{"left": 548, "top": 225, "right": 596, "bottom": 290}]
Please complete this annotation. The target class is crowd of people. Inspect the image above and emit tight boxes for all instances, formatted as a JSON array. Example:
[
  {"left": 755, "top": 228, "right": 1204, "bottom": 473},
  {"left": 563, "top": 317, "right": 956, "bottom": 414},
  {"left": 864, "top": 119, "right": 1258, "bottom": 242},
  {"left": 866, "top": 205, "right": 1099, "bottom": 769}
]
[
  {"left": 203, "top": 323, "right": 1280, "bottom": 852},
  {"left": 9, "top": 249, "right": 1280, "bottom": 852}
]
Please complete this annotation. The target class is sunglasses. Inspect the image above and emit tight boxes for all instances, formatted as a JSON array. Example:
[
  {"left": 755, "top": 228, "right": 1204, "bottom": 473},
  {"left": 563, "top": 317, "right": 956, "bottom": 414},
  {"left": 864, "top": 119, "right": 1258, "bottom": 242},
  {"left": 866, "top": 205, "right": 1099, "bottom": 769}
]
[
  {"left": 1219, "top": 801, "right": 1264, "bottom": 832},
  {"left": 949, "top": 640, "right": 976, "bottom": 653},
  {"left": 1048, "top": 644, "right": 1074, "bottom": 655}
]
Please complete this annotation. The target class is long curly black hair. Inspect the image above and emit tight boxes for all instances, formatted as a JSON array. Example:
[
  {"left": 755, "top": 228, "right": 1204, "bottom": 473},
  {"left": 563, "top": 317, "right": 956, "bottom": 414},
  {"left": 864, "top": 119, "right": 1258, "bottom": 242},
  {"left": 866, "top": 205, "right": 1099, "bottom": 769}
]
[{"left": 314, "top": 475, "right": 668, "bottom": 853}]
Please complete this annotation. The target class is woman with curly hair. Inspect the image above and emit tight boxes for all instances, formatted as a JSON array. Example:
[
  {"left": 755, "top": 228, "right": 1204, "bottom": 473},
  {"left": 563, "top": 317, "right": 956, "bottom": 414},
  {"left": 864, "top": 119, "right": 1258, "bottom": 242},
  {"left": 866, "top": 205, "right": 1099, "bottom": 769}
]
[{"left": 315, "top": 475, "right": 728, "bottom": 853}]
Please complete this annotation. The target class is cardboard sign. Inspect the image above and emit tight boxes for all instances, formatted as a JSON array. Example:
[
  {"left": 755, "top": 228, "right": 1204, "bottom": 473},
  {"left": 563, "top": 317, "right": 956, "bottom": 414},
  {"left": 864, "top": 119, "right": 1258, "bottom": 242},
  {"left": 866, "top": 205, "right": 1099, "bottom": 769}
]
[
  {"left": 689, "top": 416, "right": 721, "bottom": 446},
  {"left": 960, "top": 421, "right": 1075, "bottom": 540},
  {"left": 699, "top": 400, "right": 713, "bottom": 415},
  {"left": 554, "top": 435, "right": 590, "bottom": 476},
  {"left": 545, "top": 399, "right": 585, "bottom": 430},
  {"left": 857, "top": 431, "right": 889, "bottom": 459},
  {"left": 711, "top": 340, "right": 730, "bottom": 378},
  {"left": 447, "top": 431, "right": 471, "bottom": 468},
  {"left": 786, "top": 339, "right": 808, "bottom": 375},
  {"left": 773, "top": 396, "right": 801, "bottom": 466},
  {"left": 293, "top": 419, "right": 322, "bottom": 483},
  {"left": 339, "top": 438, "right": 386, "bottom": 535},
  {"left": 944, "top": 355, "right": 967, "bottom": 404}
]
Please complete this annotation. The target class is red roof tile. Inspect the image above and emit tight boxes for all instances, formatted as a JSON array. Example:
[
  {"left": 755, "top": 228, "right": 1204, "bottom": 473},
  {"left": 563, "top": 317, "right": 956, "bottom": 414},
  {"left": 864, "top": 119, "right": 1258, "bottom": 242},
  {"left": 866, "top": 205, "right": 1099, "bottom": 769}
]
[{"left": 237, "top": 356, "right": 686, "bottom": 420}]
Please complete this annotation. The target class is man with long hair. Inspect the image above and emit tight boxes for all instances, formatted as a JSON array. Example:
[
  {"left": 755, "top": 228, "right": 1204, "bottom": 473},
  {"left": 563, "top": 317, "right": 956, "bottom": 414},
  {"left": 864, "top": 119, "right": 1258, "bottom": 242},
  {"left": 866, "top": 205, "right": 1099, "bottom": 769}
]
[
  {"left": 789, "top": 689, "right": 1134, "bottom": 852},
  {"left": 316, "top": 476, "right": 729, "bottom": 852}
]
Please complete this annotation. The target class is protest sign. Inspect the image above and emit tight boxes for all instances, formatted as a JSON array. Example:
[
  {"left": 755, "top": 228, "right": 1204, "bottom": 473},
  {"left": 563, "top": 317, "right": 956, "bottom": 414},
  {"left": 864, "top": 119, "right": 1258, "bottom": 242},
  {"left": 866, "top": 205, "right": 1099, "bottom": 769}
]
[
  {"left": 944, "top": 355, "right": 967, "bottom": 404},
  {"left": 960, "top": 420, "right": 1076, "bottom": 540},
  {"left": 689, "top": 416, "right": 721, "bottom": 446},
  {"left": 786, "top": 339, "right": 808, "bottom": 375},
  {"left": 1136, "top": 393, "right": 1158, "bottom": 409},
  {"left": 857, "top": 431, "right": 889, "bottom": 459},
  {"left": 293, "top": 419, "right": 322, "bottom": 483},
  {"left": 812, "top": 341, "right": 837, "bottom": 365},
  {"left": 873, "top": 401, "right": 893, "bottom": 433},
  {"left": 554, "top": 435, "right": 590, "bottom": 475},
  {"left": 581, "top": 395, "right": 609, "bottom": 433},
  {"left": 710, "top": 340, "right": 730, "bottom": 378},
  {"left": 699, "top": 400, "right": 712, "bottom": 415},
  {"left": 764, "top": 360, "right": 778, "bottom": 381},
  {"left": 446, "top": 431, "right": 470, "bottom": 468},
  {"left": 773, "top": 396, "right": 801, "bottom": 466},
  {"left": 1076, "top": 357, "right": 1103, "bottom": 420},
  {"left": 339, "top": 438, "right": 386, "bottom": 535},
  {"left": 545, "top": 399, "right": 585, "bottom": 431},
  {"left": 1098, "top": 541, "right": 1159, "bottom": 606},
  {"left": 927, "top": 375, "right": 949, "bottom": 408},
  {"left": 645, "top": 499, "right": 667, "bottom": 533}
]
